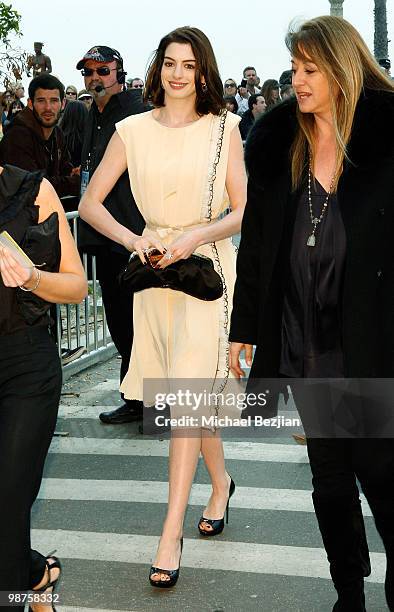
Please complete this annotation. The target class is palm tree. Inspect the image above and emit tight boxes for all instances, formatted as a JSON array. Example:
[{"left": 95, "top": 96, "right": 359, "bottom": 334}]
[{"left": 374, "top": 0, "right": 389, "bottom": 61}]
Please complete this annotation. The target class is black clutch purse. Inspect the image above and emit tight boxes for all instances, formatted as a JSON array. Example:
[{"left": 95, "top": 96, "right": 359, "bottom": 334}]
[
  {"left": 17, "top": 212, "right": 61, "bottom": 324},
  {"left": 119, "top": 111, "right": 230, "bottom": 303},
  {"left": 118, "top": 249, "right": 223, "bottom": 301}
]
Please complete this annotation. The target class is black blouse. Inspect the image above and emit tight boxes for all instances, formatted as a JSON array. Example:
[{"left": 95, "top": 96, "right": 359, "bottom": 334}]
[
  {"left": 280, "top": 178, "right": 347, "bottom": 378},
  {"left": 0, "top": 165, "right": 45, "bottom": 336}
]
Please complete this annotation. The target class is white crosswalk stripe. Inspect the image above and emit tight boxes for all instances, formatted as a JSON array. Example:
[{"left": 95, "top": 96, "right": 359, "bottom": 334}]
[
  {"left": 58, "top": 405, "right": 118, "bottom": 418},
  {"left": 31, "top": 530, "right": 385, "bottom": 583},
  {"left": 34, "top": 369, "right": 388, "bottom": 609},
  {"left": 49, "top": 437, "right": 309, "bottom": 463},
  {"left": 37, "top": 477, "right": 373, "bottom": 516}
]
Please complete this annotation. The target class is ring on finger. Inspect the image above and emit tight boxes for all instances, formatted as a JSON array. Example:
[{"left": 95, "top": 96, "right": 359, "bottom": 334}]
[{"left": 166, "top": 252, "right": 173, "bottom": 260}]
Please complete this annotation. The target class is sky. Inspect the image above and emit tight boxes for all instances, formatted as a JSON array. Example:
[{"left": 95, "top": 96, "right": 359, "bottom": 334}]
[{"left": 7, "top": 0, "right": 394, "bottom": 92}]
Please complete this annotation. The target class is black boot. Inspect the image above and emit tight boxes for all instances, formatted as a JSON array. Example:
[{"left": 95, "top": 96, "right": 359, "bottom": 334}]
[
  {"left": 366, "top": 495, "right": 394, "bottom": 611},
  {"left": 332, "top": 579, "right": 366, "bottom": 611},
  {"left": 312, "top": 495, "right": 370, "bottom": 611},
  {"left": 386, "top": 555, "right": 394, "bottom": 612}
]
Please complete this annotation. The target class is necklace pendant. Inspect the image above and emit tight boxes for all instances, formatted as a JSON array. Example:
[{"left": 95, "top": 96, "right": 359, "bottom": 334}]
[
  {"left": 313, "top": 217, "right": 319, "bottom": 225},
  {"left": 307, "top": 234, "right": 316, "bottom": 247}
]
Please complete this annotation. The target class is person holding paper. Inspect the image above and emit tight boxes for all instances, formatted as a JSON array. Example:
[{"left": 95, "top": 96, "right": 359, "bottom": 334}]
[{"left": 0, "top": 164, "right": 87, "bottom": 611}]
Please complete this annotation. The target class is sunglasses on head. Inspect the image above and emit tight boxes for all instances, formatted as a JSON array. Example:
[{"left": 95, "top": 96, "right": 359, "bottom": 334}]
[{"left": 81, "top": 66, "right": 116, "bottom": 77}]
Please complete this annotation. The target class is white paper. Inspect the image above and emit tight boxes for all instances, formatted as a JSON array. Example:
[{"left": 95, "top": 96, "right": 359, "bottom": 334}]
[{"left": 0, "top": 232, "right": 34, "bottom": 268}]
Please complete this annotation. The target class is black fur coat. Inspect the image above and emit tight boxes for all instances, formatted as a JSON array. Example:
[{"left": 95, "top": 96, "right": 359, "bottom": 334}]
[{"left": 229, "top": 88, "right": 394, "bottom": 378}]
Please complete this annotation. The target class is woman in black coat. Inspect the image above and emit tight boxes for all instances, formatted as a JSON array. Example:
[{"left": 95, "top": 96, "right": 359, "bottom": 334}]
[{"left": 229, "top": 16, "right": 394, "bottom": 612}]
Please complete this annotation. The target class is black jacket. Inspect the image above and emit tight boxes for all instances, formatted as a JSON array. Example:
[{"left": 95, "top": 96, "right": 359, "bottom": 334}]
[
  {"left": 78, "top": 89, "right": 147, "bottom": 253},
  {"left": 229, "top": 89, "right": 394, "bottom": 378},
  {"left": 239, "top": 109, "right": 255, "bottom": 141},
  {"left": 0, "top": 107, "right": 79, "bottom": 202}
]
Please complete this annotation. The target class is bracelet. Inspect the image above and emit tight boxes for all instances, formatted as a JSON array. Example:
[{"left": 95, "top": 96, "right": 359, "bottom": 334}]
[{"left": 19, "top": 268, "right": 41, "bottom": 292}]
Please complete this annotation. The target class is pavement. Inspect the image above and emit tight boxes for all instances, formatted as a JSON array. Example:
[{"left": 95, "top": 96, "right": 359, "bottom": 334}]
[{"left": 31, "top": 354, "right": 389, "bottom": 612}]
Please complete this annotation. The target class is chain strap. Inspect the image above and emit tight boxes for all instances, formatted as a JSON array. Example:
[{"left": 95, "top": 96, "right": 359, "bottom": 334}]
[
  {"left": 205, "top": 109, "right": 231, "bottom": 423},
  {"left": 205, "top": 110, "right": 227, "bottom": 221}
]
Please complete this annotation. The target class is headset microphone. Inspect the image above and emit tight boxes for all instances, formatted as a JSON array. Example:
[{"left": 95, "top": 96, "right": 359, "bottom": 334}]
[
  {"left": 87, "top": 83, "right": 107, "bottom": 98},
  {"left": 89, "top": 80, "right": 115, "bottom": 97}
]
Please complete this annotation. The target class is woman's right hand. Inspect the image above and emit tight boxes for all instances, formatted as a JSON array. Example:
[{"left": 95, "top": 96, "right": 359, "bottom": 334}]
[
  {"left": 229, "top": 342, "right": 254, "bottom": 378},
  {"left": 0, "top": 246, "right": 35, "bottom": 288},
  {"left": 124, "top": 230, "right": 166, "bottom": 265}
]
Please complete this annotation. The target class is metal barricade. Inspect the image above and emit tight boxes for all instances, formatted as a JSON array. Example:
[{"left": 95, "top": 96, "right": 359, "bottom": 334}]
[{"left": 58, "top": 211, "right": 117, "bottom": 380}]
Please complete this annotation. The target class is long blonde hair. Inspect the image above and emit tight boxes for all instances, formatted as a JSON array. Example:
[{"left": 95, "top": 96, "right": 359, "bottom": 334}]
[{"left": 286, "top": 15, "right": 394, "bottom": 191}]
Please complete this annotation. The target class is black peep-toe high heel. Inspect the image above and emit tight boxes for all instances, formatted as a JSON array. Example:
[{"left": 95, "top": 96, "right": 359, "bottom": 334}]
[
  {"left": 198, "top": 477, "right": 236, "bottom": 536},
  {"left": 149, "top": 538, "right": 183, "bottom": 588},
  {"left": 29, "top": 551, "right": 62, "bottom": 611}
]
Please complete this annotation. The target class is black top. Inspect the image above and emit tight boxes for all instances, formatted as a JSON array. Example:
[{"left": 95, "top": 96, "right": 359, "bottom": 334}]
[
  {"left": 78, "top": 89, "right": 147, "bottom": 253},
  {"left": 239, "top": 110, "right": 255, "bottom": 141},
  {"left": 0, "top": 165, "right": 46, "bottom": 336},
  {"left": 280, "top": 179, "right": 347, "bottom": 377}
]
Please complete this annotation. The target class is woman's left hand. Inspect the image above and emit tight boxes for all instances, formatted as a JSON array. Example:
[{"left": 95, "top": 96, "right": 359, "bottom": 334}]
[
  {"left": 157, "top": 230, "right": 203, "bottom": 269},
  {"left": 0, "top": 246, "right": 34, "bottom": 288}
]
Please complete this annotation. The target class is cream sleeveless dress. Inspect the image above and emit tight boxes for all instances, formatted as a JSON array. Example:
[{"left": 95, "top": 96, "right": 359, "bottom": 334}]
[{"left": 116, "top": 109, "right": 240, "bottom": 410}]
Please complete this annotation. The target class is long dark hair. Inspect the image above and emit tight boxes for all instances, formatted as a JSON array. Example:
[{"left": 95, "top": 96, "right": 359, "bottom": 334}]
[
  {"left": 60, "top": 101, "right": 88, "bottom": 165},
  {"left": 144, "top": 26, "right": 224, "bottom": 116},
  {"left": 261, "top": 79, "right": 280, "bottom": 109}
]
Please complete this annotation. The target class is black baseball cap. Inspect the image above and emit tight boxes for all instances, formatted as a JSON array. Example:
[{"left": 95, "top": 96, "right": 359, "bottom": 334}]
[{"left": 76, "top": 46, "right": 123, "bottom": 70}]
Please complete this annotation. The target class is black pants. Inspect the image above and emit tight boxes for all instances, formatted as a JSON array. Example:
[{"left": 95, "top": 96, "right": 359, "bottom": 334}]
[
  {"left": 96, "top": 250, "right": 135, "bottom": 404},
  {"left": 293, "top": 386, "right": 394, "bottom": 608},
  {"left": 0, "top": 326, "right": 62, "bottom": 610}
]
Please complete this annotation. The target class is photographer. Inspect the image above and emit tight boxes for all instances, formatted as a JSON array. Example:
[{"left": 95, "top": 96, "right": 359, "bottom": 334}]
[{"left": 235, "top": 79, "right": 249, "bottom": 115}]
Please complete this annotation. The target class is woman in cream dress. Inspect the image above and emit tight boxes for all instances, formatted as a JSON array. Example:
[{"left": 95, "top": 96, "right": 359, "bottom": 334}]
[{"left": 79, "top": 26, "right": 246, "bottom": 588}]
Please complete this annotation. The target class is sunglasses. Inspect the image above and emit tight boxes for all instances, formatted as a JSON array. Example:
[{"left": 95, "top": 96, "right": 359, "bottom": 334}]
[
  {"left": 81, "top": 67, "right": 117, "bottom": 77},
  {"left": 66, "top": 91, "right": 77, "bottom": 95},
  {"left": 132, "top": 84, "right": 144, "bottom": 88},
  {"left": 225, "top": 83, "right": 236, "bottom": 88}
]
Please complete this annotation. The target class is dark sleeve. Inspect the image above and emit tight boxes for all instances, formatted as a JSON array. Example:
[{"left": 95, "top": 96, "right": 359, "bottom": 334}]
[
  {"left": 229, "top": 176, "right": 264, "bottom": 345},
  {"left": 382, "top": 206, "right": 394, "bottom": 375},
  {"left": 0, "top": 126, "right": 41, "bottom": 171},
  {"left": 48, "top": 132, "right": 80, "bottom": 198},
  {"left": 239, "top": 117, "right": 248, "bottom": 141}
]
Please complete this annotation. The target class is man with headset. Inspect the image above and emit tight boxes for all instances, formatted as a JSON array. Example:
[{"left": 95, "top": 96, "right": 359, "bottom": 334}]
[{"left": 77, "top": 46, "right": 146, "bottom": 424}]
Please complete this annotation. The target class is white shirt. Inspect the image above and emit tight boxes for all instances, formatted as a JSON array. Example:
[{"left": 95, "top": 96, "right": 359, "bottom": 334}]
[
  {"left": 235, "top": 94, "right": 249, "bottom": 116},
  {"left": 235, "top": 87, "right": 260, "bottom": 116}
]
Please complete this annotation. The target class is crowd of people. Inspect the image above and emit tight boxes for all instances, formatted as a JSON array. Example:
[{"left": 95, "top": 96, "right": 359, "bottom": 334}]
[
  {"left": 0, "top": 14, "right": 393, "bottom": 612},
  {"left": 0, "top": 57, "right": 293, "bottom": 148}
]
